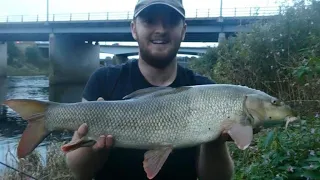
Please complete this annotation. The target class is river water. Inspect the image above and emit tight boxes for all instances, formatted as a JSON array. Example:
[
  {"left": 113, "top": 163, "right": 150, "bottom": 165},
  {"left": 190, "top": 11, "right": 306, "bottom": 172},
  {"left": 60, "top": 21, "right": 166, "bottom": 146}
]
[{"left": 0, "top": 76, "right": 87, "bottom": 173}]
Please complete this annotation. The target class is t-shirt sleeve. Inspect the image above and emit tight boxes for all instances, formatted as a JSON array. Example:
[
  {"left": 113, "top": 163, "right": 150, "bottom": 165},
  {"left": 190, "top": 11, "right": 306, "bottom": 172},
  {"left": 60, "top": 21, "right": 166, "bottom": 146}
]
[{"left": 82, "top": 67, "right": 107, "bottom": 101}]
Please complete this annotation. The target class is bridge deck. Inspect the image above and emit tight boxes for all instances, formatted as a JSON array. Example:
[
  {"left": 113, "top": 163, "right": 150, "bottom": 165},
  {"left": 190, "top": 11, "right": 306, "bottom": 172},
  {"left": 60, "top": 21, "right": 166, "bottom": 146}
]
[{"left": 0, "top": 7, "right": 280, "bottom": 42}]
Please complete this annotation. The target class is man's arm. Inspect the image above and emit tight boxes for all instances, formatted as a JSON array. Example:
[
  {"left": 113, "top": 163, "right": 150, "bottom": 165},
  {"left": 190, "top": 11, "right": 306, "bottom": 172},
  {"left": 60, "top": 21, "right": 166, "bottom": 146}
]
[{"left": 197, "top": 137, "right": 234, "bottom": 180}]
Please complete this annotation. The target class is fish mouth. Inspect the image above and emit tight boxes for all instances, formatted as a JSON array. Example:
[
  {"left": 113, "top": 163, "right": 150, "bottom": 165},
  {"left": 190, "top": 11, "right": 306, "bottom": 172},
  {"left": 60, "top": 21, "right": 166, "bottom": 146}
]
[
  {"left": 260, "top": 115, "right": 300, "bottom": 129},
  {"left": 284, "top": 116, "right": 300, "bottom": 129}
]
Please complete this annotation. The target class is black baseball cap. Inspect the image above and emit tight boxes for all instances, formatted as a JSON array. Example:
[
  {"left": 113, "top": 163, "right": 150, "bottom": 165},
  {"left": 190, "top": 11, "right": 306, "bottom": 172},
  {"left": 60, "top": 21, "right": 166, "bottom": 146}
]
[{"left": 133, "top": 0, "right": 185, "bottom": 18}]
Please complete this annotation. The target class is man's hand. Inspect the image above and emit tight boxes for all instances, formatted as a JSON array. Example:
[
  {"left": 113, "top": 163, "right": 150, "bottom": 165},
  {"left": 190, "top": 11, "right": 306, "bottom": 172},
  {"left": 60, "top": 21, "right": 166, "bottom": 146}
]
[{"left": 65, "top": 97, "right": 114, "bottom": 180}]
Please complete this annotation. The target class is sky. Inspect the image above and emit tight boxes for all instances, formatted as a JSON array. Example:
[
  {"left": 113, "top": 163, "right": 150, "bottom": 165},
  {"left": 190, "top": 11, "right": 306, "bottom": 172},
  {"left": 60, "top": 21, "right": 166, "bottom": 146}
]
[
  {"left": 0, "top": 0, "right": 293, "bottom": 58},
  {"left": 0, "top": 0, "right": 291, "bottom": 15}
]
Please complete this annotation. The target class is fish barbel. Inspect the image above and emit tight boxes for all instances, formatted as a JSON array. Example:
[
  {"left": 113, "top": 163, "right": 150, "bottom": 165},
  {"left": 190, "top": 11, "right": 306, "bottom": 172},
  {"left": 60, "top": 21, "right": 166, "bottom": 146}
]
[{"left": 2, "top": 84, "right": 298, "bottom": 179}]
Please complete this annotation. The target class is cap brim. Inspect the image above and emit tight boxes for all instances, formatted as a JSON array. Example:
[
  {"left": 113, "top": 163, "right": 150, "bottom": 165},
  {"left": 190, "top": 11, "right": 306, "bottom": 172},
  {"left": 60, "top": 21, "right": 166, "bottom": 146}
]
[{"left": 134, "top": 2, "right": 185, "bottom": 18}]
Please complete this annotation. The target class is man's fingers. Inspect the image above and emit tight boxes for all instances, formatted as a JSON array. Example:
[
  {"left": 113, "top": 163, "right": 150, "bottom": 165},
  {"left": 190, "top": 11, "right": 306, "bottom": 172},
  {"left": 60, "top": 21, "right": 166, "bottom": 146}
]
[
  {"left": 71, "top": 123, "right": 88, "bottom": 141},
  {"left": 97, "top": 97, "right": 104, "bottom": 101},
  {"left": 77, "top": 123, "right": 88, "bottom": 136},
  {"left": 93, "top": 135, "right": 106, "bottom": 151},
  {"left": 105, "top": 135, "right": 113, "bottom": 148},
  {"left": 92, "top": 135, "right": 113, "bottom": 151},
  {"left": 219, "top": 131, "right": 232, "bottom": 142}
]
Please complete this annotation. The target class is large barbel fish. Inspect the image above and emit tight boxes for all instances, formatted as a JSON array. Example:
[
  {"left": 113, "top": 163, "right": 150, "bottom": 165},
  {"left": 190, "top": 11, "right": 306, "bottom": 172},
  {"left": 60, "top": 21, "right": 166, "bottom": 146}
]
[{"left": 2, "top": 84, "right": 298, "bottom": 179}]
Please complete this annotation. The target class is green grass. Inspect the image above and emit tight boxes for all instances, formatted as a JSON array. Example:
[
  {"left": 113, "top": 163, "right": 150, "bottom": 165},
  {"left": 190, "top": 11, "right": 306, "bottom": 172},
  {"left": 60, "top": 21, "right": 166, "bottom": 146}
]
[{"left": 230, "top": 115, "right": 320, "bottom": 180}]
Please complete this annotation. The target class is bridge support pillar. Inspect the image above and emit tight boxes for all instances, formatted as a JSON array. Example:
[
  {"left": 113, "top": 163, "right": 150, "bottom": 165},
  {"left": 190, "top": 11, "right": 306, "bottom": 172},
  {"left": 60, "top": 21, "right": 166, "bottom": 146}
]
[
  {"left": 113, "top": 55, "right": 128, "bottom": 64},
  {"left": 0, "top": 42, "right": 7, "bottom": 78},
  {"left": 49, "top": 34, "right": 100, "bottom": 85},
  {"left": 218, "top": 32, "right": 226, "bottom": 43}
]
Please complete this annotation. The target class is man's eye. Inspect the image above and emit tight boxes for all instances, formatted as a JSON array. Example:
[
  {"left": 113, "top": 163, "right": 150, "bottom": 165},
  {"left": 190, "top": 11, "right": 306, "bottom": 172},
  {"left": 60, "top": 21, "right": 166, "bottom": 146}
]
[
  {"left": 144, "top": 18, "right": 156, "bottom": 25},
  {"left": 169, "top": 17, "right": 180, "bottom": 25}
]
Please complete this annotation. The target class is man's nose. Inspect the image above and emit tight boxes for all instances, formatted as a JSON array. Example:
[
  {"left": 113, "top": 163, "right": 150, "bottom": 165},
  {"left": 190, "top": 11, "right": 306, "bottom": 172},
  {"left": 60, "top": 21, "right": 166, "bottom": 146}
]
[{"left": 154, "top": 20, "right": 168, "bottom": 33}]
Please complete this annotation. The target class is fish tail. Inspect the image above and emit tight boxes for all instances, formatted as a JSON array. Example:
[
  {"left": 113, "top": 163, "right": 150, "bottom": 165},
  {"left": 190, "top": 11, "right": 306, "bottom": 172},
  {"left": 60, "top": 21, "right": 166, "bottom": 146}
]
[{"left": 2, "top": 99, "right": 54, "bottom": 158}]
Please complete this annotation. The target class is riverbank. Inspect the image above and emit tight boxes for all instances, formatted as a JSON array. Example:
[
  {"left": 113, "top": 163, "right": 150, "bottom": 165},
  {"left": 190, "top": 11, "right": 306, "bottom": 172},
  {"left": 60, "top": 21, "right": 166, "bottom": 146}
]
[
  {"left": 6, "top": 41, "right": 50, "bottom": 77},
  {"left": 0, "top": 140, "right": 74, "bottom": 180},
  {"left": 7, "top": 64, "right": 48, "bottom": 76}
]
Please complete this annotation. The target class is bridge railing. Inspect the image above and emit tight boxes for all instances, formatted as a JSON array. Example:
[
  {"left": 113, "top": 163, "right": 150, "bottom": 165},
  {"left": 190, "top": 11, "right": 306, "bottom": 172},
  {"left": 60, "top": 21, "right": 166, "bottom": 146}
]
[{"left": 0, "top": 6, "right": 282, "bottom": 23}]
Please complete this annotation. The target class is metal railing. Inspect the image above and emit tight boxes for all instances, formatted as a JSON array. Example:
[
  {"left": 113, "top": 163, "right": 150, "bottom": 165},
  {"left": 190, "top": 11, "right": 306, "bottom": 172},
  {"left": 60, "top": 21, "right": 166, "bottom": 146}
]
[{"left": 0, "top": 6, "right": 282, "bottom": 23}]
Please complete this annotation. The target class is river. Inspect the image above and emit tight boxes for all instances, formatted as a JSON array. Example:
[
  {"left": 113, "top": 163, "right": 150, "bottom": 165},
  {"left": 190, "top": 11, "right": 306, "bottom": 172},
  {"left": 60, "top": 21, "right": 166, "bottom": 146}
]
[{"left": 0, "top": 75, "right": 87, "bottom": 173}]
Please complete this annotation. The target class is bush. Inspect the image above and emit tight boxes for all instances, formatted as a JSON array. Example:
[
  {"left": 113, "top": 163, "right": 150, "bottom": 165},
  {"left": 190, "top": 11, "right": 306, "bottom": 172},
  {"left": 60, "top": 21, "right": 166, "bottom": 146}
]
[
  {"left": 6, "top": 42, "right": 49, "bottom": 75},
  {"left": 189, "top": 0, "right": 320, "bottom": 179}
]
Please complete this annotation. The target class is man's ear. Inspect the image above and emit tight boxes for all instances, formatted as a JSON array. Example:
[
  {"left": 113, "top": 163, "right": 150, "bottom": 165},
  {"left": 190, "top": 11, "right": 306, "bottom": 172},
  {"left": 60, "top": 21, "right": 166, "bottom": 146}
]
[
  {"left": 131, "top": 20, "right": 137, "bottom": 41},
  {"left": 181, "top": 22, "right": 187, "bottom": 41}
]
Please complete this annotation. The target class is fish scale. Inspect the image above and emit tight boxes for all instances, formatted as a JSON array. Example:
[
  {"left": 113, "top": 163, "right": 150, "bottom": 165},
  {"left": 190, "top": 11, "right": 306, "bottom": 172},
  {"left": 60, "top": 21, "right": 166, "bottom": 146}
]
[
  {"left": 47, "top": 94, "right": 193, "bottom": 148},
  {"left": 2, "top": 84, "right": 297, "bottom": 179}
]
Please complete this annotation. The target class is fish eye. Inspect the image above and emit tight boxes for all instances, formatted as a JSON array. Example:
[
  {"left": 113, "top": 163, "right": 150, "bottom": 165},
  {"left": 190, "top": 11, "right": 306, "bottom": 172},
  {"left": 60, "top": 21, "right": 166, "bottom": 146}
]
[{"left": 271, "top": 99, "right": 280, "bottom": 105}]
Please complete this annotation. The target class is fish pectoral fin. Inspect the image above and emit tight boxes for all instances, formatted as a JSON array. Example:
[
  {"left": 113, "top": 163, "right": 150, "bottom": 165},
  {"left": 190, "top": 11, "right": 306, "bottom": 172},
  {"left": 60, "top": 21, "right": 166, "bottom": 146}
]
[
  {"left": 61, "top": 137, "right": 96, "bottom": 153},
  {"left": 143, "top": 146, "right": 173, "bottom": 179},
  {"left": 123, "top": 86, "right": 192, "bottom": 100},
  {"left": 229, "top": 123, "right": 253, "bottom": 150},
  {"left": 222, "top": 120, "right": 253, "bottom": 150}
]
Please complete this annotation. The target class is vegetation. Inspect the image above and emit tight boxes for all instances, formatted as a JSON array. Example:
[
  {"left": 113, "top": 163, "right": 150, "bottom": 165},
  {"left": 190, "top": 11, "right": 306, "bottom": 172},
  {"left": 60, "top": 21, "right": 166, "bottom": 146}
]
[
  {"left": 6, "top": 42, "right": 49, "bottom": 76},
  {"left": 1, "top": 0, "right": 320, "bottom": 179},
  {"left": 0, "top": 140, "right": 74, "bottom": 180},
  {"left": 189, "top": 0, "right": 320, "bottom": 179}
]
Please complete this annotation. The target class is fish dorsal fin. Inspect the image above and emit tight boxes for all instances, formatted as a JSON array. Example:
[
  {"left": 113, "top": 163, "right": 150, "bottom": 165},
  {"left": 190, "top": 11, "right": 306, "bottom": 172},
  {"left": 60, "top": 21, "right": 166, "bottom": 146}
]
[{"left": 123, "top": 86, "right": 192, "bottom": 100}]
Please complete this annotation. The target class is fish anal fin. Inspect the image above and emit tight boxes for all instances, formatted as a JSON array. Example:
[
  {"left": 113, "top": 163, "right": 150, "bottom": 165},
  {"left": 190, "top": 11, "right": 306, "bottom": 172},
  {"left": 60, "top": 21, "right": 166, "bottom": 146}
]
[
  {"left": 143, "top": 146, "right": 173, "bottom": 179},
  {"left": 61, "top": 137, "right": 96, "bottom": 153},
  {"left": 123, "top": 86, "right": 192, "bottom": 100},
  {"left": 222, "top": 120, "right": 253, "bottom": 150}
]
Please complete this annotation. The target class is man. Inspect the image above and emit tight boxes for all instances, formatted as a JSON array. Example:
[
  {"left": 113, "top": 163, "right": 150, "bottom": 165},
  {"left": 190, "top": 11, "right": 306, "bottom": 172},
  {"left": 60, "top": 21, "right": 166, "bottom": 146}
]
[{"left": 65, "top": 0, "right": 234, "bottom": 179}]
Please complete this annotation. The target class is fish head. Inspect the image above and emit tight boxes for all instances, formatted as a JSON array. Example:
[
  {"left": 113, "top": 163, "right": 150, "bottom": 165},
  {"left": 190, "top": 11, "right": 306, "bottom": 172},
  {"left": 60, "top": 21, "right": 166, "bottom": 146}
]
[{"left": 243, "top": 93, "right": 299, "bottom": 128}]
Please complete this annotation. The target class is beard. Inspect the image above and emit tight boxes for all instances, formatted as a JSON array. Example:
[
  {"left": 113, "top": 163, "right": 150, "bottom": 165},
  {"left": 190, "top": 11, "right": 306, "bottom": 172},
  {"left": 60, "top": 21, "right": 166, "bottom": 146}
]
[
  {"left": 138, "top": 40, "right": 181, "bottom": 69},
  {"left": 139, "top": 48, "right": 177, "bottom": 69}
]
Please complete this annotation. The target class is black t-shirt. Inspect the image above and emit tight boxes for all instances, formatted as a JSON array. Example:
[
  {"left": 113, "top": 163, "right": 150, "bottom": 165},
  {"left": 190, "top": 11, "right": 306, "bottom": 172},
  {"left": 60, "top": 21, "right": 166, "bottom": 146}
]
[{"left": 82, "top": 59, "right": 215, "bottom": 180}]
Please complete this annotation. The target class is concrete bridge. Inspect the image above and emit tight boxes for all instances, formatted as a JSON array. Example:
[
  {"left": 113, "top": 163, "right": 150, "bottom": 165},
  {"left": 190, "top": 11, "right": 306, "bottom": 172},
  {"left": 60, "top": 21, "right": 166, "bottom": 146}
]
[
  {"left": 0, "top": 7, "right": 280, "bottom": 42},
  {"left": 0, "top": 7, "right": 281, "bottom": 84},
  {"left": 36, "top": 42, "right": 209, "bottom": 59}
]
